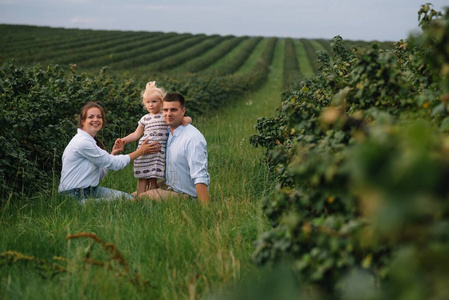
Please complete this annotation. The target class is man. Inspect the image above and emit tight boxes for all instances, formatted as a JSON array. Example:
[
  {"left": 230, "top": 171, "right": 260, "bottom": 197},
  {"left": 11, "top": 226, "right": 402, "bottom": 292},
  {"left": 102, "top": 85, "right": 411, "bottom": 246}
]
[{"left": 141, "top": 93, "right": 210, "bottom": 203}]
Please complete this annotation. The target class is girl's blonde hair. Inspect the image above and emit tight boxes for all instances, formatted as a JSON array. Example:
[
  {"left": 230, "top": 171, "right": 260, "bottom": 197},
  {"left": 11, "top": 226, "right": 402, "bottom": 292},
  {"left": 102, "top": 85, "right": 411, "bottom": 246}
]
[{"left": 141, "top": 81, "right": 166, "bottom": 104}]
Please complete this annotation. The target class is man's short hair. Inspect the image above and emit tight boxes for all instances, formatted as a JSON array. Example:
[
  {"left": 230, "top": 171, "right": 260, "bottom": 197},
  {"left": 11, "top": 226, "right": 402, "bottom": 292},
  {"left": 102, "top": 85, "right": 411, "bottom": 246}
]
[{"left": 163, "top": 92, "right": 185, "bottom": 108}]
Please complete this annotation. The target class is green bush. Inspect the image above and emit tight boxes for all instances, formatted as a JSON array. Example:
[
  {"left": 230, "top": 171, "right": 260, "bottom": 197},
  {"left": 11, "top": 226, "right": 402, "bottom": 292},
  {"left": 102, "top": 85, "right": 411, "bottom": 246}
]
[
  {"left": 250, "top": 4, "right": 449, "bottom": 297},
  {"left": 0, "top": 32, "right": 276, "bottom": 198},
  {"left": 0, "top": 63, "right": 143, "bottom": 197}
]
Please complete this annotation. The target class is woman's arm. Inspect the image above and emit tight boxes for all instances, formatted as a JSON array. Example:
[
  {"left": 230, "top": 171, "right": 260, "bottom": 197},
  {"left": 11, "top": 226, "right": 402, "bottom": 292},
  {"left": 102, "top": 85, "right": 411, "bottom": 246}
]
[
  {"left": 81, "top": 137, "right": 159, "bottom": 172},
  {"left": 121, "top": 125, "right": 144, "bottom": 144}
]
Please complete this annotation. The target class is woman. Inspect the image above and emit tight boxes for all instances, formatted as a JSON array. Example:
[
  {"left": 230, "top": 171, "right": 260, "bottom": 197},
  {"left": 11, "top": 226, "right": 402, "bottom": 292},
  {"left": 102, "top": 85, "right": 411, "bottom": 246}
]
[{"left": 58, "top": 102, "right": 160, "bottom": 201}]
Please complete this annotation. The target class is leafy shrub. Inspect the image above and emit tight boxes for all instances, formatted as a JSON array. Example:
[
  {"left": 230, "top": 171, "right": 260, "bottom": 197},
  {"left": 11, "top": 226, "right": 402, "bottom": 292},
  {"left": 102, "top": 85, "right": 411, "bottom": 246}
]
[
  {"left": 250, "top": 4, "right": 449, "bottom": 297},
  {"left": 0, "top": 63, "right": 143, "bottom": 197},
  {"left": 0, "top": 31, "right": 276, "bottom": 198}
]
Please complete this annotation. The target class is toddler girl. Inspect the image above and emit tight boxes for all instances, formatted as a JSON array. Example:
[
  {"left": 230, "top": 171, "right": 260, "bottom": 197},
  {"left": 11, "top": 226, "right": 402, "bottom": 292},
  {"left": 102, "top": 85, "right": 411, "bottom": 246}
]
[{"left": 120, "top": 81, "right": 190, "bottom": 195}]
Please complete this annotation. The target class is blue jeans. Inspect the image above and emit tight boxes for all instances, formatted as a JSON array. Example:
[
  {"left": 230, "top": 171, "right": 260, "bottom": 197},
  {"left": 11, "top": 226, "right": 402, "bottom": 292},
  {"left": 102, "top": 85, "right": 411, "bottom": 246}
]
[{"left": 60, "top": 186, "right": 134, "bottom": 202}]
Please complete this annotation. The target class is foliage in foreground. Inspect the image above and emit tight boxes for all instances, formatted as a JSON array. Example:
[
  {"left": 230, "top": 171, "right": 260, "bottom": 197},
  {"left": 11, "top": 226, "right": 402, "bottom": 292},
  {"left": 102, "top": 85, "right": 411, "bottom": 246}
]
[{"left": 250, "top": 4, "right": 449, "bottom": 298}]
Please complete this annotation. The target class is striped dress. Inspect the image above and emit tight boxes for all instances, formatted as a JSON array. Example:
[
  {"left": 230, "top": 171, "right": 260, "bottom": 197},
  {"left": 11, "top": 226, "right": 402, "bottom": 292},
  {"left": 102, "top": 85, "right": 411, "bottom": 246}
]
[{"left": 134, "top": 112, "right": 169, "bottom": 179}]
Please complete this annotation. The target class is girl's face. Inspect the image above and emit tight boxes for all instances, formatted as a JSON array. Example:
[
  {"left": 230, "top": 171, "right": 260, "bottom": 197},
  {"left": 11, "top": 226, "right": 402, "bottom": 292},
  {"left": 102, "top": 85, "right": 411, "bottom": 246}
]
[
  {"left": 143, "top": 93, "right": 163, "bottom": 114},
  {"left": 81, "top": 107, "right": 103, "bottom": 137}
]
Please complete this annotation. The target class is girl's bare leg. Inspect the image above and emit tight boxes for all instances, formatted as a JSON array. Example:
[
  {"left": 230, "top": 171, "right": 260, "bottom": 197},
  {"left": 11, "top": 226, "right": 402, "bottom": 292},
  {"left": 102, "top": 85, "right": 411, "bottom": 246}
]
[
  {"left": 149, "top": 178, "right": 158, "bottom": 190},
  {"left": 137, "top": 179, "right": 147, "bottom": 195}
]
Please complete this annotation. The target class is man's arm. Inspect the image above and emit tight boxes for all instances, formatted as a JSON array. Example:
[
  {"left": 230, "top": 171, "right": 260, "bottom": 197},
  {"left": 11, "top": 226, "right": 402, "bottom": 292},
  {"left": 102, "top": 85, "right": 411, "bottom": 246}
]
[{"left": 195, "top": 183, "right": 209, "bottom": 203}]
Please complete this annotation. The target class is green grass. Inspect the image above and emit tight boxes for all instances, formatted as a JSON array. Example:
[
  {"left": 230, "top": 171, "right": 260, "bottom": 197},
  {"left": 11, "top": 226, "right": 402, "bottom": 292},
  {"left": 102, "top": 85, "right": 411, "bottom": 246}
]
[
  {"left": 0, "top": 38, "right": 284, "bottom": 300},
  {"left": 294, "top": 40, "right": 315, "bottom": 79},
  {"left": 170, "top": 36, "right": 246, "bottom": 74},
  {"left": 309, "top": 39, "right": 327, "bottom": 53},
  {"left": 202, "top": 37, "right": 261, "bottom": 73},
  {"left": 235, "top": 38, "right": 269, "bottom": 75}
]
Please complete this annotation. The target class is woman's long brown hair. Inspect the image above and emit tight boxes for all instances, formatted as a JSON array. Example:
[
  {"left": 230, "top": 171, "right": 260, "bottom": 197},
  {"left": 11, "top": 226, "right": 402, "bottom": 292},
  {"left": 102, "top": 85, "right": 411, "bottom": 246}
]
[{"left": 79, "top": 102, "right": 107, "bottom": 150}]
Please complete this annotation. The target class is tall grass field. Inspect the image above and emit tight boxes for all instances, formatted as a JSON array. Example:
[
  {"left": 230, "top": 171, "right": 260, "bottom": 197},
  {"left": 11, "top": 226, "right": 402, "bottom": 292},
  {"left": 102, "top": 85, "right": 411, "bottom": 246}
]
[
  {"left": 3, "top": 5, "right": 446, "bottom": 298},
  {"left": 0, "top": 31, "right": 286, "bottom": 299},
  {"left": 0, "top": 97, "right": 275, "bottom": 299}
]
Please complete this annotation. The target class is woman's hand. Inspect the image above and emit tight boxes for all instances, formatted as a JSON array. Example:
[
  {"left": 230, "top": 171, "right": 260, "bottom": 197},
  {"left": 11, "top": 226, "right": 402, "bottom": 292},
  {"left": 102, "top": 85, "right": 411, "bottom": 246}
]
[
  {"left": 129, "top": 139, "right": 161, "bottom": 161},
  {"left": 111, "top": 138, "right": 125, "bottom": 155},
  {"left": 139, "top": 139, "right": 161, "bottom": 155}
]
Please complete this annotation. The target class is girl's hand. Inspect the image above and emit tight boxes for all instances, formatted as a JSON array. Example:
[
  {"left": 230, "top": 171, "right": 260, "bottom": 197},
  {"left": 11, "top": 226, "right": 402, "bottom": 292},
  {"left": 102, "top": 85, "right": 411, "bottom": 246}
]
[
  {"left": 182, "top": 116, "right": 192, "bottom": 126},
  {"left": 111, "top": 138, "right": 124, "bottom": 155}
]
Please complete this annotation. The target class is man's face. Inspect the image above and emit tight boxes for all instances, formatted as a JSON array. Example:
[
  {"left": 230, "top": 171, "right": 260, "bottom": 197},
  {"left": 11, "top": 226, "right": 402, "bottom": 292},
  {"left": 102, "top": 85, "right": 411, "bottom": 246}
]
[{"left": 163, "top": 101, "right": 186, "bottom": 129}]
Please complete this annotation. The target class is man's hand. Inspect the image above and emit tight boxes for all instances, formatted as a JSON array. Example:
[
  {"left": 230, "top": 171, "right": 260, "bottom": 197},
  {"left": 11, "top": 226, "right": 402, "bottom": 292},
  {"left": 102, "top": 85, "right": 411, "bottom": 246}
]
[{"left": 195, "top": 183, "right": 209, "bottom": 204}]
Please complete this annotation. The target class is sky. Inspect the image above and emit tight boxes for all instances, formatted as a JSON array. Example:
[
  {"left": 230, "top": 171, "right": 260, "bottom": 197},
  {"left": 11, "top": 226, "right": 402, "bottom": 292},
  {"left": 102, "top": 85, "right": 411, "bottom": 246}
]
[{"left": 0, "top": 0, "right": 448, "bottom": 42}]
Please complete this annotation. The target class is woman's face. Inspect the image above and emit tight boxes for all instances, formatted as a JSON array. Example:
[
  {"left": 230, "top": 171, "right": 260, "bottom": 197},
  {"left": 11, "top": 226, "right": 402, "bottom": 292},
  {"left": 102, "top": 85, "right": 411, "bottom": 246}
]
[{"left": 81, "top": 107, "right": 103, "bottom": 137}]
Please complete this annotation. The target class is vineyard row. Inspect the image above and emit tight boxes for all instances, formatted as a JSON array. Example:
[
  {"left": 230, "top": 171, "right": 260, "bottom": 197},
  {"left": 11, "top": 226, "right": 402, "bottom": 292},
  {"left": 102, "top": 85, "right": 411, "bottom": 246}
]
[{"left": 0, "top": 24, "right": 394, "bottom": 77}]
